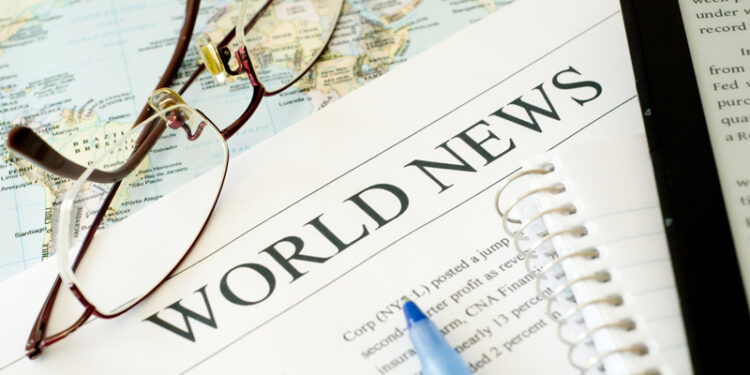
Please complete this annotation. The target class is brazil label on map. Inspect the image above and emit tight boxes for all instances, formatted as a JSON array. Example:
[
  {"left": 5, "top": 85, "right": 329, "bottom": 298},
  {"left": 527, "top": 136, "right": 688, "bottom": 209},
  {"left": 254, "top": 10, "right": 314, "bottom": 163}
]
[{"left": 0, "top": 0, "right": 513, "bottom": 282}]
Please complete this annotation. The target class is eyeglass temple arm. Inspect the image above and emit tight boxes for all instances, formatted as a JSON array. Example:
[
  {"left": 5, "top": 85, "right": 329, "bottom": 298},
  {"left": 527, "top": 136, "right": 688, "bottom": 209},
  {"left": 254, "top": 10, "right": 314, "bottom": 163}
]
[
  {"left": 22, "top": 0, "right": 203, "bottom": 360},
  {"left": 135, "top": 0, "right": 200, "bottom": 121},
  {"left": 6, "top": 122, "right": 167, "bottom": 184},
  {"left": 127, "top": 0, "right": 202, "bottom": 147},
  {"left": 26, "top": 175, "right": 121, "bottom": 358},
  {"left": 25, "top": 276, "right": 94, "bottom": 359}
]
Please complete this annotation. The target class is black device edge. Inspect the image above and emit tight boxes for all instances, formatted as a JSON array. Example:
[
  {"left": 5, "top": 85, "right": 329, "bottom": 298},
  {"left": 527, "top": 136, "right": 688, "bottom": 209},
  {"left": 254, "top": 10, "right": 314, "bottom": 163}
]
[{"left": 618, "top": 1, "right": 750, "bottom": 373}]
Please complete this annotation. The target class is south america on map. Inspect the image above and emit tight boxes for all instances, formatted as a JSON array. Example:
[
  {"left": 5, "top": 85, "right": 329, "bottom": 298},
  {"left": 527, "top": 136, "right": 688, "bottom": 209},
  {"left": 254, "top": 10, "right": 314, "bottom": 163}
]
[{"left": 0, "top": 0, "right": 514, "bottom": 281}]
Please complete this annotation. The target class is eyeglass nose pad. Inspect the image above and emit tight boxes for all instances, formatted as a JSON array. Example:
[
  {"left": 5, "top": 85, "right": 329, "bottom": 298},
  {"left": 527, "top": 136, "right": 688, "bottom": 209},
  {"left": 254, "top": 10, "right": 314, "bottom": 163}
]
[
  {"left": 148, "top": 87, "right": 186, "bottom": 110},
  {"left": 148, "top": 88, "right": 193, "bottom": 125},
  {"left": 196, "top": 33, "right": 231, "bottom": 85}
]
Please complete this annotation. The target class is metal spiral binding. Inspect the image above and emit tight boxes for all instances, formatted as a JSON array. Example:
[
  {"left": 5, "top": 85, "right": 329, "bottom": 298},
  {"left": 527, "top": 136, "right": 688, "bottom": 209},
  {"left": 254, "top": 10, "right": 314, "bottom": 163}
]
[{"left": 495, "top": 162, "right": 660, "bottom": 375}]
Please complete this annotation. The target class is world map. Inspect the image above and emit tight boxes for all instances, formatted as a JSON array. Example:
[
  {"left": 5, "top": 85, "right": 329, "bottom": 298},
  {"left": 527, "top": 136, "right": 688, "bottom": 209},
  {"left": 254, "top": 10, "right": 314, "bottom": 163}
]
[{"left": 0, "top": 0, "right": 514, "bottom": 282}]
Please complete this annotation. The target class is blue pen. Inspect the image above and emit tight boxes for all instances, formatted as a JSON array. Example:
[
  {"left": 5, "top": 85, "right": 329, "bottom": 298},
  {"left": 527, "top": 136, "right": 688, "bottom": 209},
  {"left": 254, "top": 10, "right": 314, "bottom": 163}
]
[{"left": 403, "top": 300, "right": 472, "bottom": 375}]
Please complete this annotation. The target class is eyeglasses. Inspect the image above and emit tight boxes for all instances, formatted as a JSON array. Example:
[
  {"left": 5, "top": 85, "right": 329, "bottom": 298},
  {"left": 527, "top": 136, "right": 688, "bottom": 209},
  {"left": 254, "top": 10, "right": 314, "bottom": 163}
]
[{"left": 6, "top": 0, "right": 344, "bottom": 358}]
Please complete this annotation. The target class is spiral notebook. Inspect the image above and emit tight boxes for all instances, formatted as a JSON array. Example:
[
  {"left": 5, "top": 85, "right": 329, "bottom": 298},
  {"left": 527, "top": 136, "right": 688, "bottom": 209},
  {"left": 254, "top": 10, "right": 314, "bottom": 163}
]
[{"left": 497, "top": 135, "right": 692, "bottom": 374}]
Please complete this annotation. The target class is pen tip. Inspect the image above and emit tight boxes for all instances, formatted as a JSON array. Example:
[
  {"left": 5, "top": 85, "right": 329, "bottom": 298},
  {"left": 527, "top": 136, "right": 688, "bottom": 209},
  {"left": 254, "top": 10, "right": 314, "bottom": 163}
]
[{"left": 403, "top": 300, "right": 427, "bottom": 328}]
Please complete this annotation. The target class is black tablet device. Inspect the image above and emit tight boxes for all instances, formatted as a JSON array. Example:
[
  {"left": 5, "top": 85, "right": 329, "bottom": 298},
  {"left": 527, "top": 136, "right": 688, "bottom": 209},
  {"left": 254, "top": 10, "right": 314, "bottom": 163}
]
[{"left": 618, "top": 0, "right": 750, "bottom": 373}]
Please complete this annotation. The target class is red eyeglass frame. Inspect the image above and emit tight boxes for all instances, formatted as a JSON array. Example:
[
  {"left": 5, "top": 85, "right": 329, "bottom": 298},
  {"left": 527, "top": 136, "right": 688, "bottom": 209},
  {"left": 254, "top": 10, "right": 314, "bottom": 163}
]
[{"left": 6, "top": 0, "right": 343, "bottom": 358}]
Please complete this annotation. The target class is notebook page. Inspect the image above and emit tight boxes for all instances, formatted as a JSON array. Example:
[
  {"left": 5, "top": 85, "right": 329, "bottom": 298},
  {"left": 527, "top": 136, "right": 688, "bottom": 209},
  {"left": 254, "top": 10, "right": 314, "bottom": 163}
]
[{"left": 525, "top": 135, "right": 692, "bottom": 375}]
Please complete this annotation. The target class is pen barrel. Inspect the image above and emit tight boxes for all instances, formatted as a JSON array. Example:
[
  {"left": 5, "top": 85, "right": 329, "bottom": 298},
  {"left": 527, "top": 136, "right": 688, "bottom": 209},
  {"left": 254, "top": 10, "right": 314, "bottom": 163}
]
[{"left": 409, "top": 320, "right": 472, "bottom": 375}]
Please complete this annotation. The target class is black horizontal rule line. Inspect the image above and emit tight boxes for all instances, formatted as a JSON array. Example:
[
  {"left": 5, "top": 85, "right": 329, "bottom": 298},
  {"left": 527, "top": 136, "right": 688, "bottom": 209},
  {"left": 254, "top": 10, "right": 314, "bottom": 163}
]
[
  {"left": 170, "top": 9, "right": 622, "bottom": 279},
  {"left": 181, "top": 93, "right": 633, "bottom": 372},
  {"left": 548, "top": 95, "right": 637, "bottom": 151}
]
